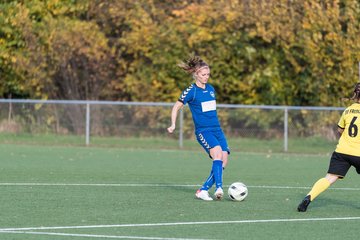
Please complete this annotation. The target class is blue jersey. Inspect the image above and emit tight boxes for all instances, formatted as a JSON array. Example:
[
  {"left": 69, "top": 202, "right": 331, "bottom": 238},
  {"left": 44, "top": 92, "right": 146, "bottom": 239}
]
[{"left": 178, "top": 83, "right": 221, "bottom": 133}]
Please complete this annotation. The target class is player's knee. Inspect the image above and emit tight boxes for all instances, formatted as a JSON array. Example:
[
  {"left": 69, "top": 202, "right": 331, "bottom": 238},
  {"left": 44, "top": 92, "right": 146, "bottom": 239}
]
[
  {"left": 325, "top": 174, "right": 339, "bottom": 184},
  {"left": 211, "top": 146, "right": 223, "bottom": 160}
]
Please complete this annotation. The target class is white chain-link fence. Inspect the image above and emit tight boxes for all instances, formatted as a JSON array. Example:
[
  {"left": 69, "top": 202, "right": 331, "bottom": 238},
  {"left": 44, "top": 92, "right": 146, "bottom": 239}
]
[{"left": 0, "top": 99, "right": 344, "bottom": 154}]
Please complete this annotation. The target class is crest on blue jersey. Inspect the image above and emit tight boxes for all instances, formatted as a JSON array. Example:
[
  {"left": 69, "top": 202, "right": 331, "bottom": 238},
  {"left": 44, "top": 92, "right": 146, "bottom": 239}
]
[{"left": 210, "top": 91, "right": 215, "bottom": 98}]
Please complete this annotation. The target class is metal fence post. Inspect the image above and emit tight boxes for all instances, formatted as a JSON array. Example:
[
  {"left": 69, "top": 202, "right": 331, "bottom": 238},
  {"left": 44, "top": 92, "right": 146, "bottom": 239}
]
[
  {"left": 85, "top": 103, "right": 90, "bottom": 146},
  {"left": 284, "top": 107, "right": 288, "bottom": 152},
  {"left": 179, "top": 108, "right": 183, "bottom": 148}
]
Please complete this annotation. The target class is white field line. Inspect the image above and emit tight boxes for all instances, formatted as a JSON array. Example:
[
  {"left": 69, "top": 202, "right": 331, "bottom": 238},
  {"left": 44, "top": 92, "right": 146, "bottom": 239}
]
[
  {"left": 0, "top": 231, "right": 211, "bottom": 240},
  {"left": 0, "top": 182, "right": 360, "bottom": 191},
  {"left": 1, "top": 217, "right": 360, "bottom": 232}
]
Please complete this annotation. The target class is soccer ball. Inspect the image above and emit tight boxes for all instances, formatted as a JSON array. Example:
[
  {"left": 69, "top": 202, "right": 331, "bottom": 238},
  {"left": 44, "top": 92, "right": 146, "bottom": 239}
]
[{"left": 228, "top": 182, "right": 248, "bottom": 201}]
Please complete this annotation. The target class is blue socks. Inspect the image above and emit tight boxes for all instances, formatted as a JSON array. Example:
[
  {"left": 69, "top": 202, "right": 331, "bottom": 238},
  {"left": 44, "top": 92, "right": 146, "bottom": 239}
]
[
  {"left": 200, "top": 170, "right": 215, "bottom": 191},
  {"left": 200, "top": 160, "right": 223, "bottom": 190},
  {"left": 212, "top": 160, "right": 223, "bottom": 189}
]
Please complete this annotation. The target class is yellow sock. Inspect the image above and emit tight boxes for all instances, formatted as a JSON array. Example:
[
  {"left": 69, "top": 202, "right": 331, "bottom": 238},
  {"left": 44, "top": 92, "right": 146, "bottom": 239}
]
[{"left": 307, "top": 178, "right": 331, "bottom": 201}]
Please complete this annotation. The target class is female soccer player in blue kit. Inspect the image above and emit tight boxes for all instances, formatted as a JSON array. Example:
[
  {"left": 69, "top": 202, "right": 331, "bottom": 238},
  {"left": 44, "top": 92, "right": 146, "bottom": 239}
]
[{"left": 167, "top": 55, "right": 230, "bottom": 201}]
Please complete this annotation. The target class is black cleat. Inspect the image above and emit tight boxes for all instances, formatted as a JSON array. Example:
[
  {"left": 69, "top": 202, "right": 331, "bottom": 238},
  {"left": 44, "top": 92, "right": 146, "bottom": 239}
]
[{"left": 297, "top": 195, "right": 311, "bottom": 212}]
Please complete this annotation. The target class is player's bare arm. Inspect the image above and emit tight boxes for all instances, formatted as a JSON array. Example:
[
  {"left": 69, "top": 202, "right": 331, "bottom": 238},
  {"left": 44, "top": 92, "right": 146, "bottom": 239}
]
[
  {"left": 167, "top": 101, "right": 184, "bottom": 133},
  {"left": 338, "top": 127, "right": 344, "bottom": 136}
]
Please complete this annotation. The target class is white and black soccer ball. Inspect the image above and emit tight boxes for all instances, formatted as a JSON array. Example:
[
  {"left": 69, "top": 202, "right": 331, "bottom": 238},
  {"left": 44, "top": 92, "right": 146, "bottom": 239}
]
[{"left": 228, "top": 182, "right": 248, "bottom": 201}]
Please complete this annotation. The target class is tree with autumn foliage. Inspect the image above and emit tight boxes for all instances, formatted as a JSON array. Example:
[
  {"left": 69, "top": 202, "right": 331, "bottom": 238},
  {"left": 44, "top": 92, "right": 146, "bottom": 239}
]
[{"left": 1, "top": 0, "right": 360, "bottom": 107}]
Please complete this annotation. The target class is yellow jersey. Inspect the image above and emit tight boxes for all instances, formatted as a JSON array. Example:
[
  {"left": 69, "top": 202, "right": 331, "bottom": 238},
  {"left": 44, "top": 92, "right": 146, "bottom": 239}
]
[{"left": 335, "top": 103, "right": 360, "bottom": 156}]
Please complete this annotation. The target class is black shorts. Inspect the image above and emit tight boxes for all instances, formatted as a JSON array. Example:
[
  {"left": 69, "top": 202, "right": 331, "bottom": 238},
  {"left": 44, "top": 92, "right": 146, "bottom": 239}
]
[{"left": 328, "top": 152, "right": 360, "bottom": 178}]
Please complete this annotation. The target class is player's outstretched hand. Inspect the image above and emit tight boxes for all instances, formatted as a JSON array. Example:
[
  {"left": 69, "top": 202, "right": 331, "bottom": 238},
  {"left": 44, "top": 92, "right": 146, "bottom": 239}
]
[{"left": 167, "top": 125, "right": 175, "bottom": 133}]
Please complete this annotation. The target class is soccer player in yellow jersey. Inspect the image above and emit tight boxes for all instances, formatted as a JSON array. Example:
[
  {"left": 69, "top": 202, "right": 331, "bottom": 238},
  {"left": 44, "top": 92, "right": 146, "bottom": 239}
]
[{"left": 297, "top": 83, "right": 360, "bottom": 212}]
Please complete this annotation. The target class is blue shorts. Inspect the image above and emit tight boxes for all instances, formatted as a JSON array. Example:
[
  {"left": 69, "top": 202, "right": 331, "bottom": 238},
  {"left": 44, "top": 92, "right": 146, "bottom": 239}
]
[{"left": 196, "top": 129, "right": 230, "bottom": 157}]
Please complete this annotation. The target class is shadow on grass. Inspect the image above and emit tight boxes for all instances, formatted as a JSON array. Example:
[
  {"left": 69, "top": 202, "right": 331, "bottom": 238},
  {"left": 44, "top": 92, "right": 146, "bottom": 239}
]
[{"left": 309, "top": 197, "right": 360, "bottom": 211}]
